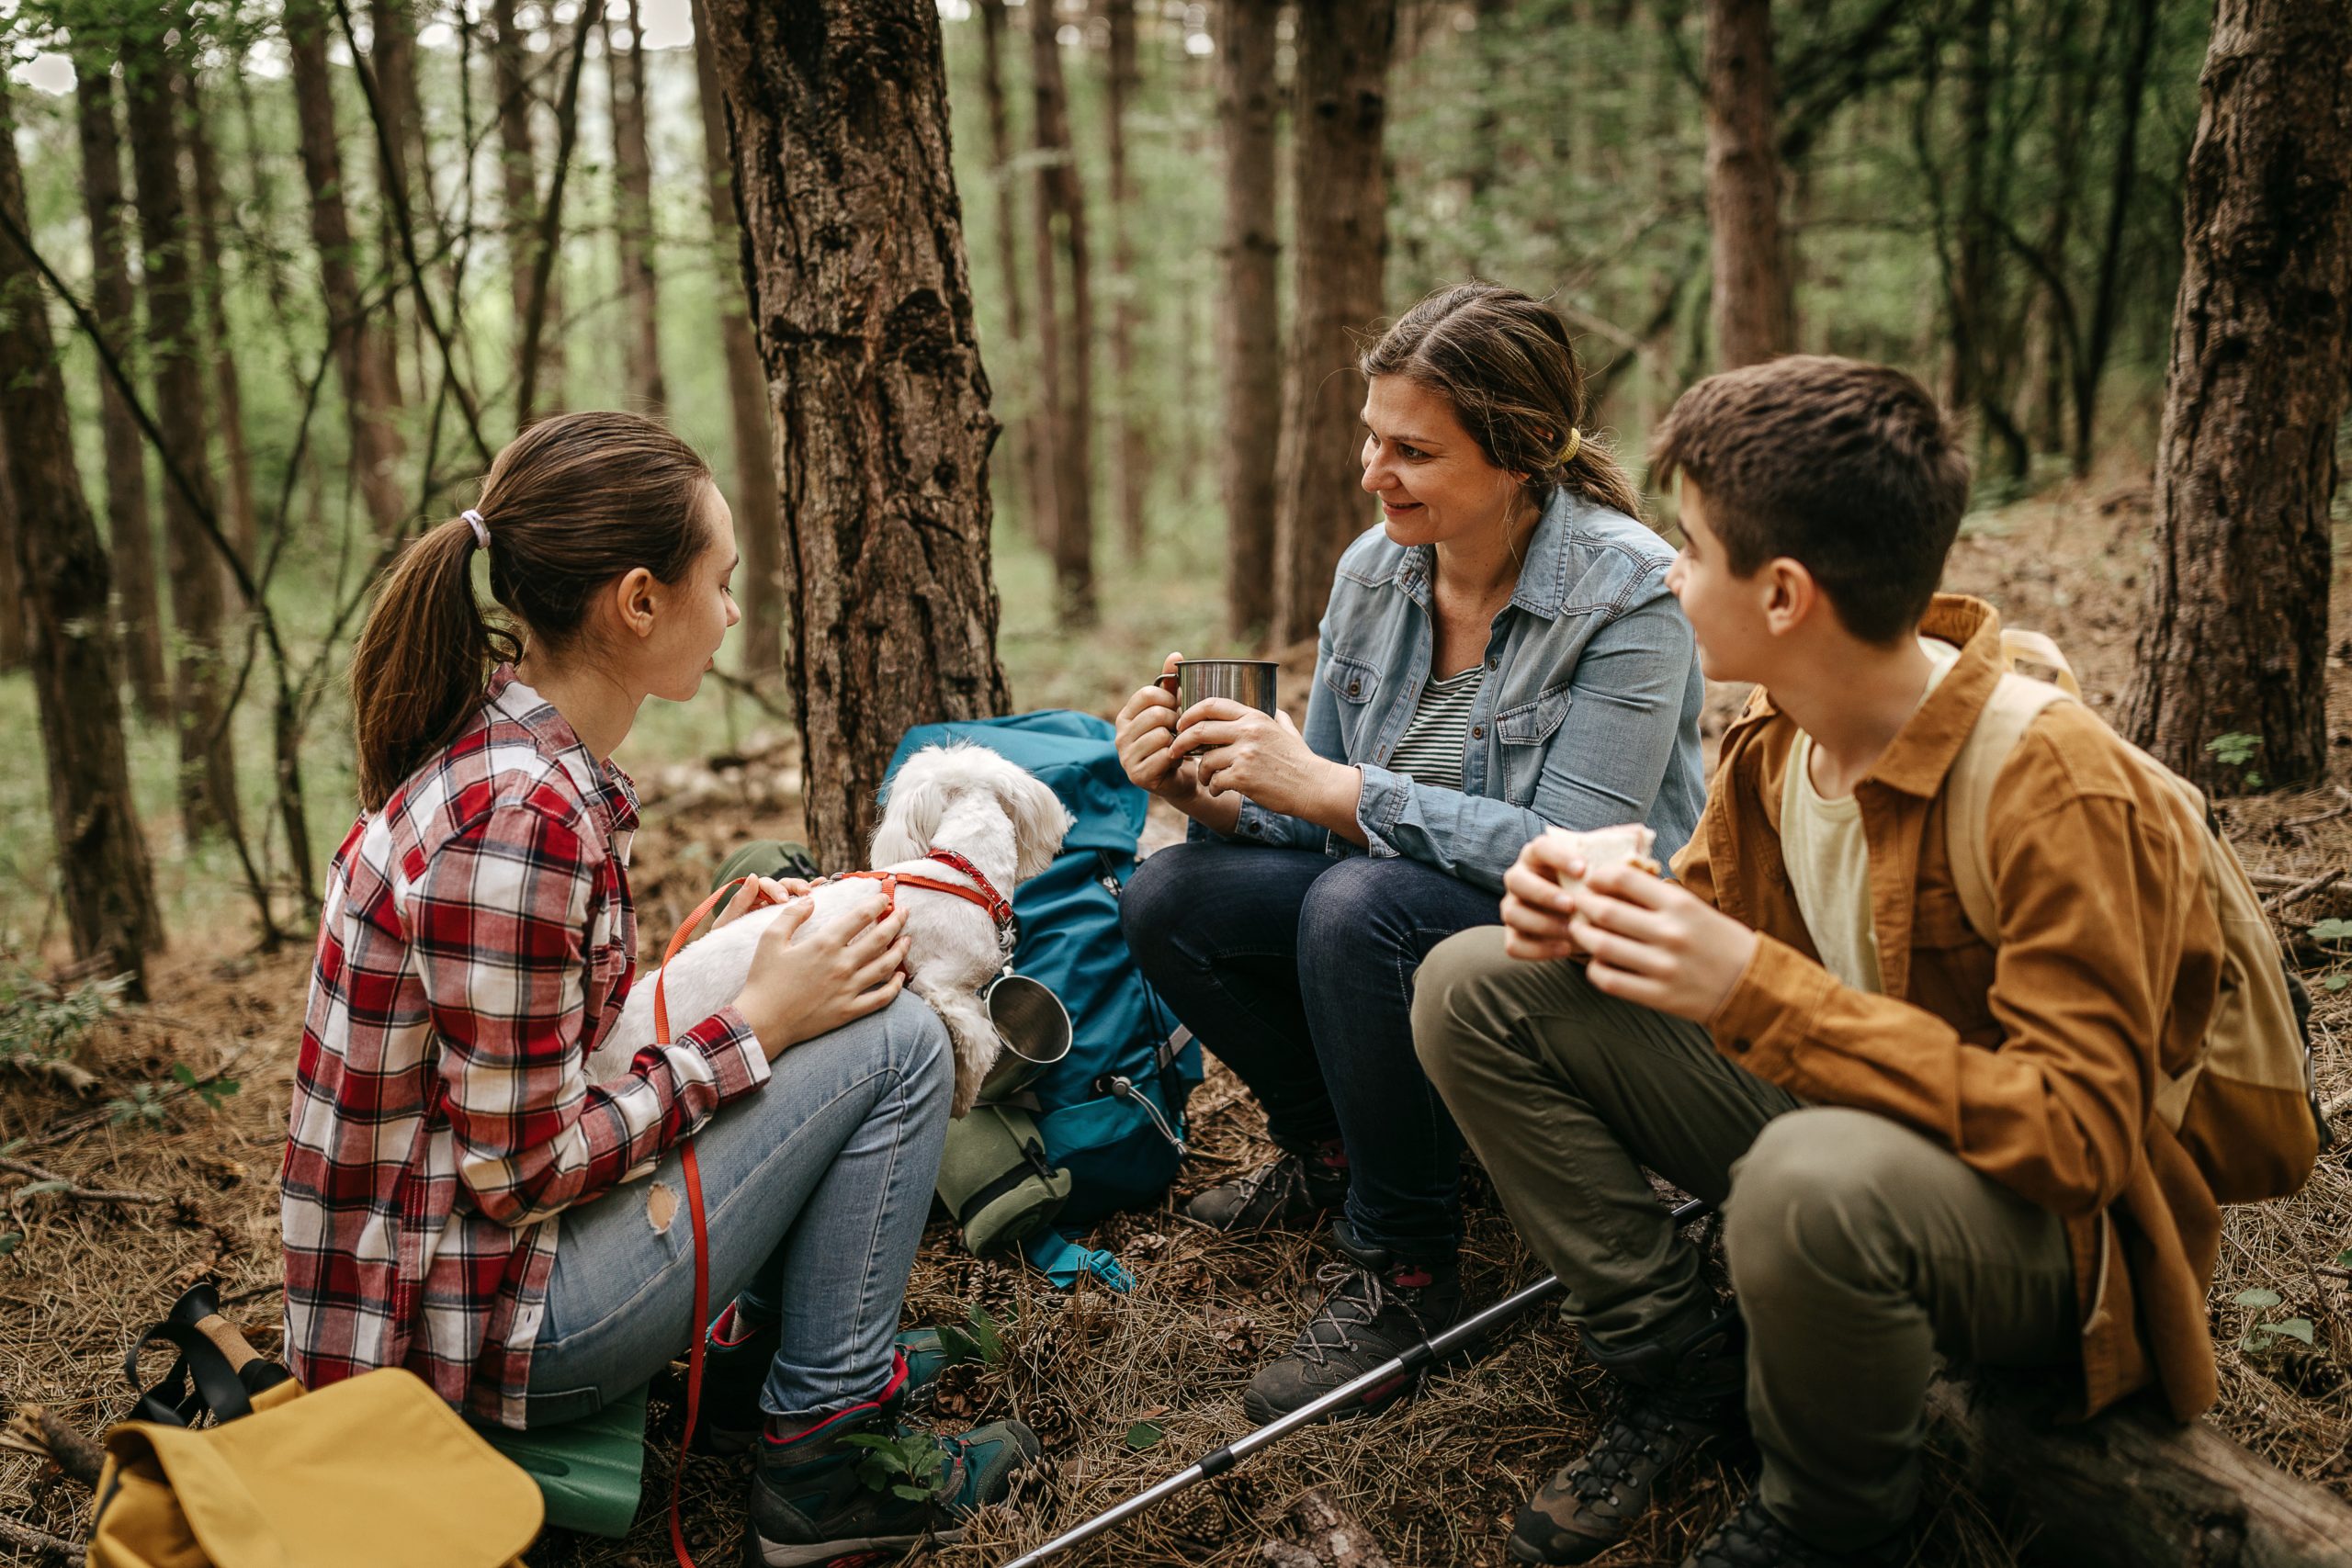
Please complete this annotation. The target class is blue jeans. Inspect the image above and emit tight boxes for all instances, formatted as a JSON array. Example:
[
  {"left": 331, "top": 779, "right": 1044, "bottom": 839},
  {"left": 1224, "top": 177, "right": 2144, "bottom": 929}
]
[
  {"left": 523, "top": 993, "right": 953, "bottom": 1427},
  {"left": 1121, "top": 843, "right": 1499, "bottom": 1264}
]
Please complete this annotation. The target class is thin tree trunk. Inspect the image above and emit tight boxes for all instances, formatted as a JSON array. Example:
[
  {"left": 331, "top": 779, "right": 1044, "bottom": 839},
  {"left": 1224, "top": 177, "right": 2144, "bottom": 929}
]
[
  {"left": 368, "top": 0, "right": 428, "bottom": 405},
  {"left": 689, "top": 0, "right": 784, "bottom": 681},
  {"left": 181, "top": 72, "right": 260, "bottom": 572},
  {"left": 606, "top": 3, "right": 666, "bottom": 409},
  {"left": 1704, "top": 0, "right": 1795, "bottom": 368},
  {"left": 1104, "top": 0, "right": 1147, "bottom": 557},
  {"left": 700, "top": 0, "right": 1014, "bottom": 870},
  {"left": 492, "top": 0, "right": 566, "bottom": 414},
  {"left": 1272, "top": 0, "right": 1395, "bottom": 649},
  {"left": 2120, "top": 0, "right": 2352, "bottom": 792},
  {"left": 288, "top": 0, "right": 410, "bottom": 538},
  {"left": 514, "top": 0, "right": 601, "bottom": 428},
  {"left": 73, "top": 57, "right": 169, "bottom": 721},
  {"left": 123, "top": 38, "right": 240, "bottom": 844},
  {"left": 2070, "top": 0, "right": 2160, "bottom": 476},
  {"left": 1030, "top": 0, "right": 1095, "bottom": 626},
  {"left": 0, "top": 72, "right": 164, "bottom": 995},
  {"left": 1220, "top": 0, "right": 1281, "bottom": 642},
  {"left": 0, "top": 440, "right": 23, "bottom": 669},
  {"left": 976, "top": 0, "right": 1041, "bottom": 532}
]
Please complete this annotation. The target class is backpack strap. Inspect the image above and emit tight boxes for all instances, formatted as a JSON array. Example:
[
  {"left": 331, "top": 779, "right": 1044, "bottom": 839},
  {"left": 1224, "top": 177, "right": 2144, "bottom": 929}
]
[{"left": 1945, "top": 668, "right": 2075, "bottom": 943}]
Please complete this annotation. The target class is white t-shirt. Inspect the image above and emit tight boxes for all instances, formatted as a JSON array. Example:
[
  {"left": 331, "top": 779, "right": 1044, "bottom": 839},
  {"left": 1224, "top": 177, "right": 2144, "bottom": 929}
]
[{"left": 1780, "top": 637, "right": 1962, "bottom": 993}]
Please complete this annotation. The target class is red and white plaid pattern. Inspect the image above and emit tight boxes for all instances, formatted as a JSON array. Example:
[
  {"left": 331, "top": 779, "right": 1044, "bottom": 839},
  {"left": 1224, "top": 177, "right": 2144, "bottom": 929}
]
[{"left": 281, "top": 666, "right": 768, "bottom": 1427}]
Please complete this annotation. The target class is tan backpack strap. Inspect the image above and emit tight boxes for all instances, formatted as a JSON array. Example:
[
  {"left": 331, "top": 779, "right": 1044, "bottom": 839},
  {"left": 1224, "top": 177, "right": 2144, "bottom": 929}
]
[
  {"left": 1999, "top": 628, "right": 2082, "bottom": 698},
  {"left": 1946, "top": 671, "right": 2073, "bottom": 942}
]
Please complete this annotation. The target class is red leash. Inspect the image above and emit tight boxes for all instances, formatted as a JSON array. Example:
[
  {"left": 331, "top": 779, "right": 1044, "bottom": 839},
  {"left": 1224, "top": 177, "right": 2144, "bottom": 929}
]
[{"left": 644, "top": 852, "right": 1012, "bottom": 1566}]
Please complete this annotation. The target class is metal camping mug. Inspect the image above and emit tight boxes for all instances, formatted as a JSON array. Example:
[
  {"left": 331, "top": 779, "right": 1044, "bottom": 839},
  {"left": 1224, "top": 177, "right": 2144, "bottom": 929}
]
[
  {"left": 1157, "top": 658, "right": 1279, "bottom": 716},
  {"left": 978, "top": 972, "right": 1074, "bottom": 1101}
]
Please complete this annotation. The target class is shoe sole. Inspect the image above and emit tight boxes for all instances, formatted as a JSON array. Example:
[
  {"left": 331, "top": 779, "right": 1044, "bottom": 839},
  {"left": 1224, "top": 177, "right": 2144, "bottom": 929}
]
[{"left": 748, "top": 1526, "right": 965, "bottom": 1567}]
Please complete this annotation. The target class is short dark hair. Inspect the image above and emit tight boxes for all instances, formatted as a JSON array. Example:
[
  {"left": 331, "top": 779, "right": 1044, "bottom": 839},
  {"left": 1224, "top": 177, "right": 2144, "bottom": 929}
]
[{"left": 1649, "top": 355, "right": 1969, "bottom": 643}]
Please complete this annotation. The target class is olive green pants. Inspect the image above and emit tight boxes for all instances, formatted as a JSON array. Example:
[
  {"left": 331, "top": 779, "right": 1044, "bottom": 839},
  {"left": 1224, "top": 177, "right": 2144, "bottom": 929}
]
[{"left": 1412, "top": 927, "right": 2079, "bottom": 1548}]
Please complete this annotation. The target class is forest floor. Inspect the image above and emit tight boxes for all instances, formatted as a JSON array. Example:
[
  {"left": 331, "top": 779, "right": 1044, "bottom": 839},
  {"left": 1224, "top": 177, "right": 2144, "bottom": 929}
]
[{"left": 4, "top": 480, "right": 2350, "bottom": 1567}]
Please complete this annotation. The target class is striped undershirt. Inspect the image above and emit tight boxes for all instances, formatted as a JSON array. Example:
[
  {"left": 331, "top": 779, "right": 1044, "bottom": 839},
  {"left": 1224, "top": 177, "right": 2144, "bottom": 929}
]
[{"left": 1387, "top": 666, "right": 1486, "bottom": 792}]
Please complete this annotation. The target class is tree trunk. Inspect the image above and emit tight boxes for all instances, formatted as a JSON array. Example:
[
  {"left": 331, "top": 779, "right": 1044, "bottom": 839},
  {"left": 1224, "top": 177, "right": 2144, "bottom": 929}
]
[
  {"left": 181, "top": 72, "right": 260, "bottom": 572},
  {"left": 2120, "top": 0, "right": 2352, "bottom": 793},
  {"left": 689, "top": 0, "right": 784, "bottom": 681},
  {"left": 1104, "top": 0, "right": 1147, "bottom": 558},
  {"left": 492, "top": 0, "right": 565, "bottom": 413},
  {"left": 1220, "top": 0, "right": 1281, "bottom": 643},
  {"left": 0, "top": 440, "right": 23, "bottom": 670},
  {"left": 1272, "top": 0, "right": 1395, "bottom": 649},
  {"left": 123, "top": 36, "right": 239, "bottom": 843},
  {"left": 1030, "top": 0, "right": 1096, "bottom": 626},
  {"left": 72, "top": 57, "right": 169, "bottom": 721},
  {"left": 700, "top": 0, "right": 1014, "bottom": 870},
  {"left": 2070, "top": 0, "right": 2160, "bottom": 477},
  {"left": 1703, "top": 0, "right": 1795, "bottom": 368},
  {"left": 606, "top": 3, "right": 666, "bottom": 410},
  {"left": 288, "top": 0, "right": 410, "bottom": 539},
  {"left": 976, "top": 0, "right": 1042, "bottom": 533},
  {"left": 368, "top": 0, "right": 428, "bottom": 405},
  {"left": 0, "top": 71, "right": 166, "bottom": 991}
]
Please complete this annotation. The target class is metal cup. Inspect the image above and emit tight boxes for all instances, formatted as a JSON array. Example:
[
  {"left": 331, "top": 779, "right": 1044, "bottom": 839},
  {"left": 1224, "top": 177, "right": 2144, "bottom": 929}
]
[
  {"left": 978, "top": 972, "right": 1073, "bottom": 1101},
  {"left": 1156, "top": 658, "right": 1279, "bottom": 717}
]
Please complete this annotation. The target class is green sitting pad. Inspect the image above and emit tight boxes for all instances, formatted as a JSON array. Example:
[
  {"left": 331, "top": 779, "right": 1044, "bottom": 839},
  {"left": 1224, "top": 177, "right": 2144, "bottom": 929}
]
[{"left": 477, "top": 1383, "right": 650, "bottom": 1539}]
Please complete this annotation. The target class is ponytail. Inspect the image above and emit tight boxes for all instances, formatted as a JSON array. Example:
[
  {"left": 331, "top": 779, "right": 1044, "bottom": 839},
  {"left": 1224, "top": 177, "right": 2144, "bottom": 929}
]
[{"left": 349, "top": 517, "right": 519, "bottom": 811}]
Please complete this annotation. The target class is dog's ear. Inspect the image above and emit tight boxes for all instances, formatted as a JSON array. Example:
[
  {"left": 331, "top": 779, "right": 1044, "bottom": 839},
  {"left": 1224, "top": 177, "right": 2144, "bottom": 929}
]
[
  {"left": 1006, "top": 772, "right": 1074, "bottom": 882},
  {"left": 870, "top": 753, "right": 948, "bottom": 867}
]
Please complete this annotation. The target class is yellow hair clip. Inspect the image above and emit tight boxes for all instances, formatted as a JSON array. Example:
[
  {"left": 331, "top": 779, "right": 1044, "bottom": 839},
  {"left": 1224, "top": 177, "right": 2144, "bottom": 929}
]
[{"left": 1555, "top": 428, "right": 1583, "bottom": 467}]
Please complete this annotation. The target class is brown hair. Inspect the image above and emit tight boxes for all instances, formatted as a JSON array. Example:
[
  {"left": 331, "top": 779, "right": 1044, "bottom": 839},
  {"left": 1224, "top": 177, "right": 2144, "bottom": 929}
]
[
  {"left": 1649, "top": 355, "right": 1970, "bottom": 645},
  {"left": 348, "top": 411, "right": 717, "bottom": 809},
  {"left": 1358, "top": 281, "right": 1645, "bottom": 521}
]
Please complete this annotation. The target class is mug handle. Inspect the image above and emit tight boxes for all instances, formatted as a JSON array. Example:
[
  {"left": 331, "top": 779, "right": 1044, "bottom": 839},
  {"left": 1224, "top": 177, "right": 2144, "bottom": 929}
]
[{"left": 1156, "top": 672, "right": 1181, "bottom": 696}]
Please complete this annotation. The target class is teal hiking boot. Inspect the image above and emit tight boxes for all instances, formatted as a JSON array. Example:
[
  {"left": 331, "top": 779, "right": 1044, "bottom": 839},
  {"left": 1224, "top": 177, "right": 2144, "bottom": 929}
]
[
  {"left": 692, "top": 1300, "right": 956, "bottom": 1455},
  {"left": 744, "top": 1394, "right": 1040, "bottom": 1567}
]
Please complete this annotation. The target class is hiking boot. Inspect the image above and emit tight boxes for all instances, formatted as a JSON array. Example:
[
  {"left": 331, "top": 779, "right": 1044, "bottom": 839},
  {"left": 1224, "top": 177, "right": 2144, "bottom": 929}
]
[
  {"left": 693, "top": 1301, "right": 955, "bottom": 1455},
  {"left": 1508, "top": 1309, "right": 1747, "bottom": 1566},
  {"left": 1185, "top": 1140, "right": 1350, "bottom": 1233},
  {"left": 744, "top": 1393, "right": 1040, "bottom": 1568},
  {"left": 1679, "top": 1491, "right": 1911, "bottom": 1568},
  {"left": 1241, "top": 1257, "right": 1464, "bottom": 1423}
]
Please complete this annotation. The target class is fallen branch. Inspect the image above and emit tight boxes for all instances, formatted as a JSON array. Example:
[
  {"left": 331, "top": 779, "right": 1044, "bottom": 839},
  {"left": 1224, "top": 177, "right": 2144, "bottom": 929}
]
[
  {"left": 0, "top": 1513, "right": 82, "bottom": 1563},
  {"left": 0, "top": 1056, "right": 100, "bottom": 1095},
  {"left": 17, "top": 1039, "right": 258, "bottom": 1153},
  {"left": 1, "top": 1404, "right": 106, "bottom": 1489},
  {"left": 2277, "top": 787, "right": 2352, "bottom": 833},
  {"left": 2264, "top": 868, "right": 2345, "bottom": 913},
  {"left": 2322, "top": 1087, "right": 2352, "bottom": 1125},
  {"left": 0, "top": 1155, "right": 165, "bottom": 1211}
]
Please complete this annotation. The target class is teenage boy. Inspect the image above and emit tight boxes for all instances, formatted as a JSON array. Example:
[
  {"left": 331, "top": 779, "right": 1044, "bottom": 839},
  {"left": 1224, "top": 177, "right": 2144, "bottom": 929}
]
[{"left": 1413, "top": 356, "right": 2237, "bottom": 1567}]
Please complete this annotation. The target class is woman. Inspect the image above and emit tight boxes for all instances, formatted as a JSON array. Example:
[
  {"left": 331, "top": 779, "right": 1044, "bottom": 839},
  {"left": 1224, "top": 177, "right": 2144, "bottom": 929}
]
[
  {"left": 1116, "top": 283, "right": 1706, "bottom": 1425},
  {"left": 280, "top": 412, "right": 1033, "bottom": 1565}
]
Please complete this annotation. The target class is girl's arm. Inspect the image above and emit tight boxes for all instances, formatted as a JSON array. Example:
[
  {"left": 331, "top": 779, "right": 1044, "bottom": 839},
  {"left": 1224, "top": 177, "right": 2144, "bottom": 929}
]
[{"left": 408, "top": 800, "right": 769, "bottom": 1228}]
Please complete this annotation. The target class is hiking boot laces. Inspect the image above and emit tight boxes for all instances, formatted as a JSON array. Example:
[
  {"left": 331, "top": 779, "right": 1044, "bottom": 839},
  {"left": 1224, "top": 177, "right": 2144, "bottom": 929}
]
[
  {"left": 1563, "top": 1399, "right": 1679, "bottom": 1522},
  {"left": 1293, "top": 1262, "right": 1429, "bottom": 1370},
  {"left": 1685, "top": 1494, "right": 1857, "bottom": 1568}
]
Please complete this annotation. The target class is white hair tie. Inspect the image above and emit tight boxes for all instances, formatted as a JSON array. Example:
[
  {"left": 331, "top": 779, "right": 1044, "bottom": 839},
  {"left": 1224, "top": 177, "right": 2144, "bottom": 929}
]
[{"left": 462, "top": 508, "right": 491, "bottom": 550}]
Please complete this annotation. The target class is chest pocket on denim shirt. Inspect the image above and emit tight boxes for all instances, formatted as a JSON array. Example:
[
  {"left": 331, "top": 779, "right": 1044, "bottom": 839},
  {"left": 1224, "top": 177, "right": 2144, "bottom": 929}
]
[
  {"left": 1322, "top": 652, "right": 1383, "bottom": 760},
  {"left": 1494, "top": 682, "right": 1572, "bottom": 805}
]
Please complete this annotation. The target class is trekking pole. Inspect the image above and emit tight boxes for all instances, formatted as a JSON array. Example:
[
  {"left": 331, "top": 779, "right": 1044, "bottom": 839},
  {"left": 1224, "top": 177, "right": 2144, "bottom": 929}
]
[{"left": 999, "top": 1196, "right": 1713, "bottom": 1568}]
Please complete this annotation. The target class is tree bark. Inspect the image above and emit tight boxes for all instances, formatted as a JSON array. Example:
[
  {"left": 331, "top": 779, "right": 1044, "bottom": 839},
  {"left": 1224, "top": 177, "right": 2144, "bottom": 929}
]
[
  {"left": 606, "top": 3, "right": 666, "bottom": 410},
  {"left": 368, "top": 0, "right": 429, "bottom": 405},
  {"left": 1257, "top": 1487, "right": 1400, "bottom": 1568},
  {"left": 689, "top": 0, "right": 784, "bottom": 681},
  {"left": 1030, "top": 0, "right": 1096, "bottom": 625},
  {"left": 975, "top": 0, "right": 1042, "bottom": 533},
  {"left": 123, "top": 35, "right": 239, "bottom": 843},
  {"left": 2070, "top": 0, "right": 2160, "bottom": 477},
  {"left": 1703, "top": 0, "right": 1795, "bottom": 368},
  {"left": 0, "top": 436, "right": 23, "bottom": 669},
  {"left": 492, "top": 0, "right": 565, "bottom": 413},
  {"left": 1272, "top": 0, "right": 1395, "bottom": 649},
  {"left": 1104, "top": 0, "right": 1147, "bottom": 558},
  {"left": 1219, "top": 0, "right": 1281, "bottom": 642},
  {"left": 287, "top": 0, "right": 411, "bottom": 538},
  {"left": 700, "top": 0, "right": 1014, "bottom": 870},
  {"left": 181, "top": 71, "right": 260, "bottom": 571},
  {"left": 71, "top": 57, "right": 169, "bottom": 721},
  {"left": 0, "top": 70, "right": 165, "bottom": 993},
  {"left": 2120, "top": 0, "right": 2352, "bottom": 793}
]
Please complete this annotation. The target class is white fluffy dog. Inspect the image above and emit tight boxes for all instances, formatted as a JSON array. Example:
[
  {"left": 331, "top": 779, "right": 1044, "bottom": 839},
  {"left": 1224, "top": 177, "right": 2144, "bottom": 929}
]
[{"left": 589, "top": 743, "right": 1072, "bottom": 1116}]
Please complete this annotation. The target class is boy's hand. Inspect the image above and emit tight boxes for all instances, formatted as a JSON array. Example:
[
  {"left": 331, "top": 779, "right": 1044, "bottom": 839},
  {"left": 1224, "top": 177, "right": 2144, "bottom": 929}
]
[
  {"left": 1500, "top": 834, "right": 1588, "bottom": 961},
  {"left": 1564, "top": 862, "right": 1757, "bottom": 1023}
]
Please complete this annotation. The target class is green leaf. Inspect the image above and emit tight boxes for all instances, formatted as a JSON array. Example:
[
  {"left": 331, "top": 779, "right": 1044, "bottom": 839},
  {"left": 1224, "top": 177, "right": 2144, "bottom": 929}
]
[
  {"left": 839, "top": 1435, "right": 899, "bottom": 1454},
  {"left": 935, "top": 1325, "right": 982, "bottom": 1366},
  {"left": 2240, "top": 1329, "right": 2270, "bottom": 1352},
  {"left": 2206, "top": 732, "right": 2262, "bottom": 767},
  {"left": 13, "top": 1179, "right": 71, "bottom": 1201},
  {"left": 1125, "top": 1421, "right": 1163, "bottom": 1450},
  {"left": 966, "top": 1304, "right": 1006, "bottom": 1366},
  {"left": 2327, "top": 974, "right": 2350, "bottom": 993},
  {"left": 2273, "top": 1317, "right": 2316, "bottom": 1345},
  {"left": 2307, "top": 919, "right": 2352, "bottom": 942},
  {"left": 2234, "top": 1287, "right": 2283, "bottom": 1309},
  {"left": 171, "top": 1062, "right": 198, "bottom": 1088},
  {"left": 2335, "top": 1248, "right": 2352, "bottom": 1269},
  {"left": 891, "top": 1483, "right": 930, "bottom": 1500},
  {"left": 0, "top": 1231, "right": 21, "bottom": 1256}
]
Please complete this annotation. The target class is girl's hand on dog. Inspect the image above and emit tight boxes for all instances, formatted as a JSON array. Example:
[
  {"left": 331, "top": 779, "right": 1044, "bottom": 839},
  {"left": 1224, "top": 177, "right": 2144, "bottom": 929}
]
[
  {"left": 1115, "top": 652, "right": 1204, "bottom": 804},
  {"left": 710, "top": 875, "right": 808, "bottom": 931},
  {"left": 733, "top": 899, "right": 911, "bottom": 1061}
]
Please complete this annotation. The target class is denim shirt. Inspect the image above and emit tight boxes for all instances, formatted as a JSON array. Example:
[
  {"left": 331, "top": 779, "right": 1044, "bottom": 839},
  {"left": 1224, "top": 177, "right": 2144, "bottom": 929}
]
[{"left": 1197, "top": 486, "right": 1707, "bottom": 894}]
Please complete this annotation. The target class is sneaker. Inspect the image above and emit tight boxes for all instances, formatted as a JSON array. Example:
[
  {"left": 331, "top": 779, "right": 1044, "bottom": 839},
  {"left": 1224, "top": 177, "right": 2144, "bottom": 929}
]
[
  {"left": 744, "top": 1391, "right": 1040, "bottom": 1568},
  {"left": 1679, "top": 1491, "right": 1910, "bottom": 1568},
  {"left": 1508, "top": 1310, "right": 1747, "bottom": 1566},
  {"left": 1185, "top": 1140, "right": 1350, "bottom": 1233},
  {"left": 1241, "top": 1257, "right": 1464, "bottom": 1423},
  {"left": 692, "top": 1302, "right": 956, "bottom": 1455}
]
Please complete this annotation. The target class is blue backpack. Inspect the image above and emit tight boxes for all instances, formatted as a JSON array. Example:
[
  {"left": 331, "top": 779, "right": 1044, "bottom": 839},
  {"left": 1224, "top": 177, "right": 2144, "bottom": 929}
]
[{"left": 885, "top": 712, "right": 1202, "bottom": 1277}]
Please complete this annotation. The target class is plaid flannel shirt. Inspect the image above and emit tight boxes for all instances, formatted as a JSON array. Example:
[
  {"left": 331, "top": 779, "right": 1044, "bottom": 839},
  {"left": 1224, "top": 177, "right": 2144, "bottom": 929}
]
[{"left": 281, "top": 667, "right": 769, "bottom": 1427}]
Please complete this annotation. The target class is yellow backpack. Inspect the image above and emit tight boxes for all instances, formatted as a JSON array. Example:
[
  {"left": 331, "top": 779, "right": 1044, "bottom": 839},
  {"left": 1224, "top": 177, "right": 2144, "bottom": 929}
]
[{"left": 1941, "top": 630, "right": 2324, "bottom": 1204}]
